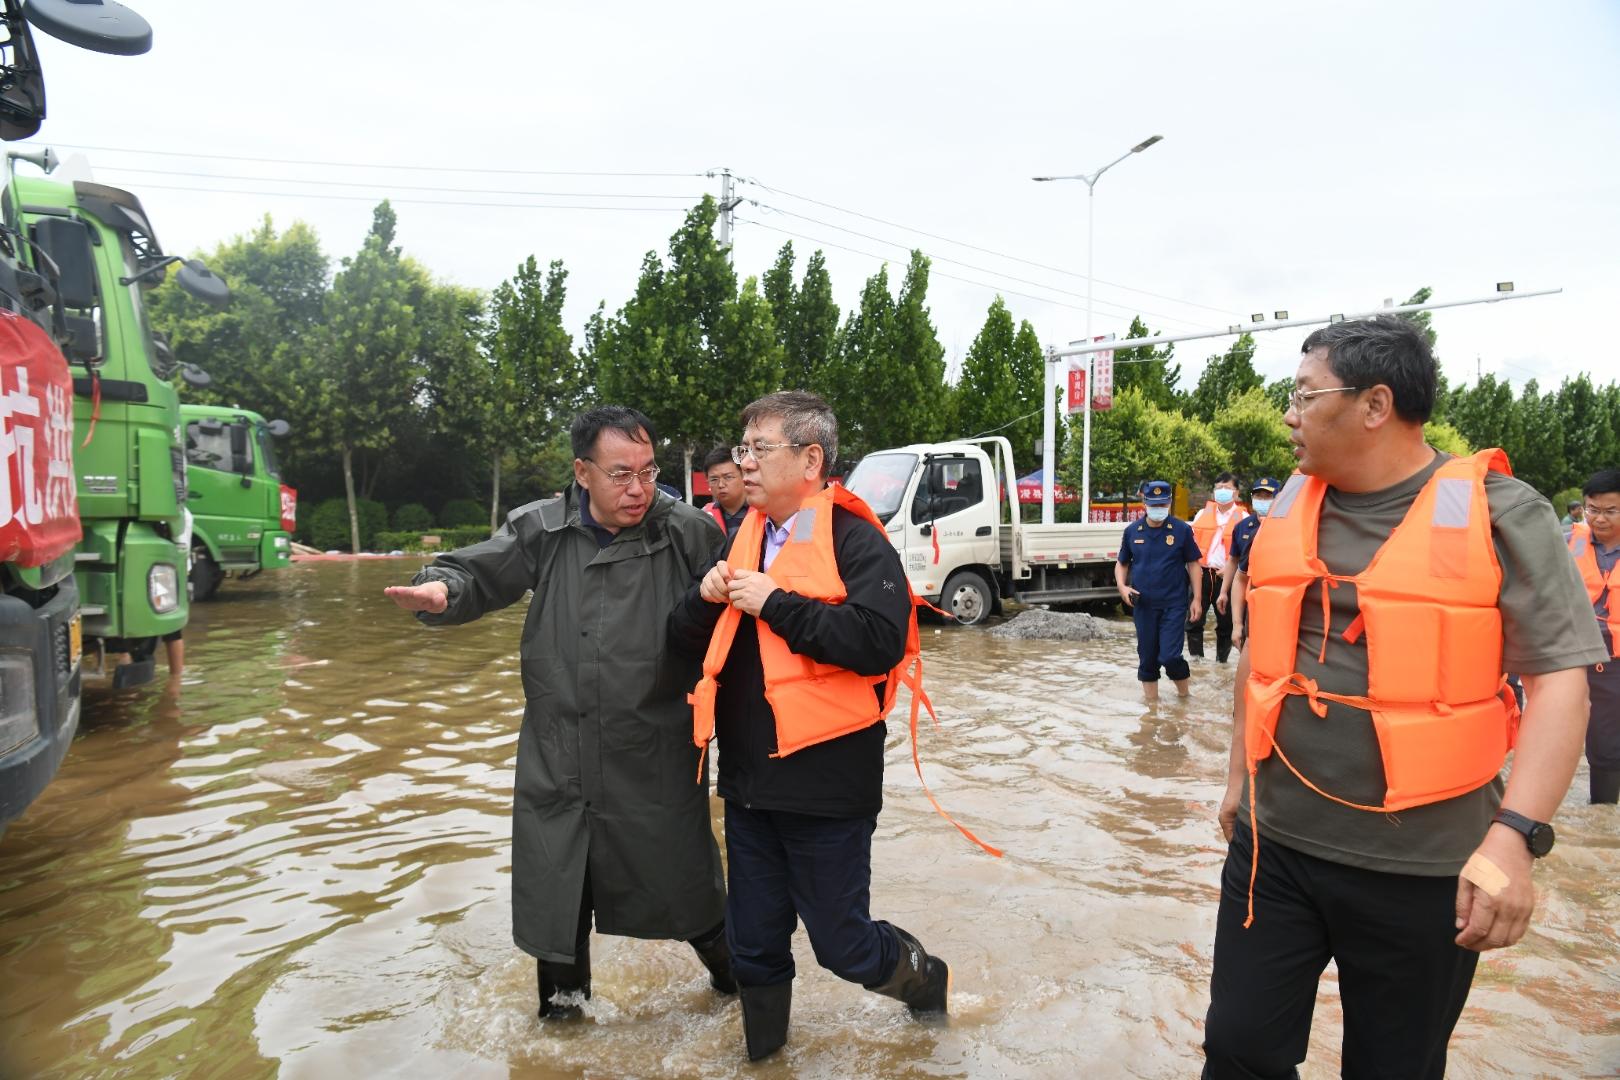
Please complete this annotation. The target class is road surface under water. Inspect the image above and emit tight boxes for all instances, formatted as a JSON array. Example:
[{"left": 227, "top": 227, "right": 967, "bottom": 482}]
[{"left": 1, "top": 560, "right": 1616, "bottom": 1078}]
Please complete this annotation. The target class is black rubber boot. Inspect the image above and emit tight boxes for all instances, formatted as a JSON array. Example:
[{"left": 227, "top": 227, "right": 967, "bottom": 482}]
[
  {"left": 689, "top": 922, "right": 738, "bottom": 994},
  {"left": 537, "top": 946, "right": 591, "bottom": 1020},
  {"left": 866, "top": 925, "right": 949, "bottom": 1016},
  {"left": 1592, "top": 766, "right": 1620, "bottom": 805},
  {"left": 739, "top": 981, "right": 792, "bottom": 1061}
]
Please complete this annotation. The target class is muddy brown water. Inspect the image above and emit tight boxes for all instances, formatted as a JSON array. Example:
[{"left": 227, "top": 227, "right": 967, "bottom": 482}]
[{"left": 1, "top": 560, "right": 1616, "bottom": 1079}]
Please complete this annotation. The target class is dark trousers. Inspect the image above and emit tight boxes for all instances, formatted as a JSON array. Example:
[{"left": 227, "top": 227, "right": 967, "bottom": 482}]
[
  {"left": 1202, "top": 824, "right": 1478, "bottom": 1080},
  {"left": 1587, "top": 648, "right": 1620, "bottom": 803},
  {"left": 1134, "top": 604, "right": 1190, "bottom": 682},
  {"left": 723, "top": 801, "right": 899, "bottom": 989},
  {"left": 537, "top": 870, "right": 723, "bottom": 986},
  {"left": 1188, "top": 565, "right": 1233, "bottom": 660}
]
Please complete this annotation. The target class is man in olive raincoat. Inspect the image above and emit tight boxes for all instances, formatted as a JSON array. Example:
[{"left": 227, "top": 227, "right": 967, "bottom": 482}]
[{"left": 384, "top": 405, "right": 733, "bottom": 1020}]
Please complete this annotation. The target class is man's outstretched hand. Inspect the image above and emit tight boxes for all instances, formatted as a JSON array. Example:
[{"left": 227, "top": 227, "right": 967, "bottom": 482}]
[{"left": 384, "top": 581, "right": 449, "bottom": 614}]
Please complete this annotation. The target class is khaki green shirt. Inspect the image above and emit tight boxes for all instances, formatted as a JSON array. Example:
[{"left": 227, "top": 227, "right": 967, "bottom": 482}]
[{"left": 1249, "top": 450, "right": 1608, "bottom": 875}]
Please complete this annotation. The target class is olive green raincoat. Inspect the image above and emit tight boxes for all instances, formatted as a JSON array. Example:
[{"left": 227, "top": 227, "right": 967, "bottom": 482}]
[{"left": 412, "top": 486, "right": 725, "bottom": 963}]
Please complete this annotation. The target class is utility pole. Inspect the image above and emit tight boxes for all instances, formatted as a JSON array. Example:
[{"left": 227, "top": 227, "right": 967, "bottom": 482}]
[{"left": 710, "top": 167, "right": 742, "bottom": 258}]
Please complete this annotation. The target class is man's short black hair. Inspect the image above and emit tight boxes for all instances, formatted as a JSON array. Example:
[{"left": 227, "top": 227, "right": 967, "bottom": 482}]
[
  {"left": 1569, "top": 499, "right": 1584, "bottom": 510},
  {"left": 1299, "top": 316, "right": 1436, "bottom": 423},
  {"left": 702, "top": 446, "right": 736, "bottom": 473},
  {"left": 570, "top": 406, "right": 655, "bottom": 460},
  {"left": 1214, "top": 472, "right": 1238, "bottom": 486},
  {"left": 1583, "top": 469, "right": 1620, "bottom": 499}
]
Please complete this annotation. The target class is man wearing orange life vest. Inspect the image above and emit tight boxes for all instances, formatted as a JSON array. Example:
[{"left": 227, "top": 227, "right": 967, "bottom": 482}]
[
  {"left": 701, "top": 445, "right": 749, "bottom": 539},
  {"left": 668, "top": 391, "right": 950, "bottom": 1062},
  {"left": 1187, "top": 473, "right": 1250, "bottom": 662},
  {"left": 1202, "top": 317, "right": 1605, "bottom": 1080},
  {"left": 1568, "top": 468, "right": 1620, "bottom": 804}
]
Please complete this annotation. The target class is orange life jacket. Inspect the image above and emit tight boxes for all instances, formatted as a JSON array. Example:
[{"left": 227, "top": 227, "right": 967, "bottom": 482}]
[
  {"left": 1568, "top": 521, "right": 1620, "bottom": 655},
  {"left": 688, "top": 482, "right": 1000, "bottom": 856},
  {"left": 1239, "top": 449, "right": 1521, "bottom": 924},
  {"left": 1191, "top": 501, "right": 1248, "bottom": 568}
]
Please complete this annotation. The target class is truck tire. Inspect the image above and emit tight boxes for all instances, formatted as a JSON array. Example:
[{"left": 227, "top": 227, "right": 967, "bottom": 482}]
[
  {"left": 942, "top": 569, "right": 994, "bottom": 627},
  {"left": 191, "top": 543, "right": 222, "bottom": 602}
]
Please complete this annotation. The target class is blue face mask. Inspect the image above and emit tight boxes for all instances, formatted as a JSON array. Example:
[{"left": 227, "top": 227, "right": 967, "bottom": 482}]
[
  {"left": 1146, "top": 506, "right": 1170, "bottom": 524},
  {"left": 1213, "top": 488, "right": 1235, "bottom": 506},
  {"left": 1251, "top": 498, "right": 1273, "bottom": 517}
]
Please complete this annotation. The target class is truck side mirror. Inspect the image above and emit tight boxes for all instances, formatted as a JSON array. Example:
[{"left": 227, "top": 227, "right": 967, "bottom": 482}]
[
  {"left": 267, "top": 419, "right": 290, "bottom": 437},
  {"left": 24, "top": 0, "right": 154, "bottom": 56},
  {"left": 31, "top": 217, "right": 97, "bottom": 308},
  {"left": 176, "top": 260, "right": 229, "bottom": 308},
  {"left": 62, "top": 313, "right": 100, "bottom": 363}
]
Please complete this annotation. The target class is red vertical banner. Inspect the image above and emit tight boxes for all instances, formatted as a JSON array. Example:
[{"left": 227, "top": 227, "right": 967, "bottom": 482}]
[
  {"left": 1066, "top": 366, "right": 1087, "bottom": 415},
  {"left": 279, "top": 484, "right": 298, "bottom": 533},
  {"left": 0, "top": 312, "right": 82, "bottom": 567},
  {"left": 1091, "top": 335, "right": 1116, "bottom": 411}
]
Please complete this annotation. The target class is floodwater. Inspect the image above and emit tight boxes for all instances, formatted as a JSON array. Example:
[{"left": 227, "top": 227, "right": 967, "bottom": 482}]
[{"left": 1, "top": 560, "right": 1617, "bottom": 1079}]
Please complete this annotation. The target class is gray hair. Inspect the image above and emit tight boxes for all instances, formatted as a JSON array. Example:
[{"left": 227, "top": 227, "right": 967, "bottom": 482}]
[{"left": 740, "top": 390, "right": 838, "bottom": 479}]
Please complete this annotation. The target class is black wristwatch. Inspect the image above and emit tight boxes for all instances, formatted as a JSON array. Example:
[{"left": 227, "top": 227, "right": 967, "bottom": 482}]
[{"left": 1492, "top": 808, "right": 1555, "bottom": 858}]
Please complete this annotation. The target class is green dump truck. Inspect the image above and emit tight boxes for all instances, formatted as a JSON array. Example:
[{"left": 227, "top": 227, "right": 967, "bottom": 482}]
[
  {"left": 180, "top": 403, "right": 295, "bottom": 600},
  {"left": 12, "top": 173, "right": 227, "bottom": 688}
]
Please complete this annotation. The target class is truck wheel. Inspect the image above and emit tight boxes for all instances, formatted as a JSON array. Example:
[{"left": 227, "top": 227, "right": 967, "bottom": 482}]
[
  {"left": 943, "top": 569, "right": 994, "bottom": 627},
  {"left": 191, "top": 544, "right": 222, "bottom": 602}
]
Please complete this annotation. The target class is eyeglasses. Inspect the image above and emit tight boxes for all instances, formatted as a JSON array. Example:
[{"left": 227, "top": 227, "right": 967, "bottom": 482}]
[
  {"left": 1288, "top": 385, "right": 1366, "bottom": 411},
  {"left": 731, "top": 441, "right": 807, "bottom": 464},
  {"left": 584, "top": 458, "right": 660, "bottom": 487},
  {"left": 706, "top": 472, "right": 740, "bottom": 486},
  {"left": 1584, "top": 505, "right": 1620, "bottom": 519}
]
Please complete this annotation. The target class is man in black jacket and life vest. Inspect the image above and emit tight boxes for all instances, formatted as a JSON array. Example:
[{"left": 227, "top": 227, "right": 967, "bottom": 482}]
[{"left": 668, "top": 390, "right": 950, "bottom": 1062}]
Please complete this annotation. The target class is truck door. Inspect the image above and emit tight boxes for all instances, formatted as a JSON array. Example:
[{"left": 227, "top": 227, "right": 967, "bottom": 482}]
[{"left": 901, "top": 454, "right": 995, "bottom": 597}]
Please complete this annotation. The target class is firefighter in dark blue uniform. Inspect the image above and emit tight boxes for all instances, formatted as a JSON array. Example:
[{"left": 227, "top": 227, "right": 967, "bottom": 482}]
[
  {"left": 1115, "top": 480, "right": 1203, "bottom": 702},
  {"left": 1218, "top": 476, "right": 1280, "bottom": 654}
]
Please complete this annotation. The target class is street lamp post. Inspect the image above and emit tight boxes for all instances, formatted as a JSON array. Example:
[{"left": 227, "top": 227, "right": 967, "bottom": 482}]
[{"left": 1033, "top": 134, "right": 1162, "bottom": 524}]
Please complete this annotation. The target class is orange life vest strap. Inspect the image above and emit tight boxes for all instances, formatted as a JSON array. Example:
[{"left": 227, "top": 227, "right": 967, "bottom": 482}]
[{"left": 895, "top": 652, "right": 1002, "bottom": 858}]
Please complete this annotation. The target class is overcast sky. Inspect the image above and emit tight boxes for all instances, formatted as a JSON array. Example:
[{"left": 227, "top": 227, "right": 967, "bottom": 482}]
[{"left": 17, "top": 0, "right": 1619, "bottom": 398}]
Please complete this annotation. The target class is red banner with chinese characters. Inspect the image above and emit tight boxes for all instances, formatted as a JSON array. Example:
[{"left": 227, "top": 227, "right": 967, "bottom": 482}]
[
  {"left": 279, "top": 484, "right": 298, "bottom": 533},
  {"left": 0, "top": 312, "right": 82, "bottom": 567}
]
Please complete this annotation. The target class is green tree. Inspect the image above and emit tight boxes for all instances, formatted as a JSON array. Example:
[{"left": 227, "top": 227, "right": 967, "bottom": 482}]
[
  {"left": 880, "top": 250, "right": 949, "bottom": 450},
  {"left": 1069, "top": 386, "right": 1230, "bottom": 500},
  {"left": 1209, "top": 387, "right": 1295, "bottom": 483},
  {"left": 1423, "top": 419, "right": 1472, "bottom": 458},
  {"left": 1187, "top": 333, "right": 1262, "bottom": 422},
  {"left": 1111, "top": 316, "right": 1181, "bottom": 411},
  {"left": 792, "top": 251, "right": 840, "bottom": 396},
  {"left": 823, "top": 265, "right": 896, "bottom": 458},
  {"left": 594, "top": 199, "right": 784, "bottom": 487},
  {"left": 475, "top": 256, "right": 580, "bottom": 531},
  {"left": 146, "top": 215, "right": 329, "bottom": 476},
  {"left": 1554, "top": 373, "right": 1618, "bottom": 491},
  {"left": 954, "top": 297, "right": 1021, "bottom": 442},
  {"left": 1507, "top": 379, "right": 1564, "bottom": 496},
  {"left": 1263, "top": 376, "right": 1294, "bottom": 414},
  {"left": 308, "top": 201, "right": 422, "bottom": 552}
]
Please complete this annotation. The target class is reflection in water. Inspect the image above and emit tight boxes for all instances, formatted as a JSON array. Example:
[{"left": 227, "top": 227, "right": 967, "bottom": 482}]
[{"left": 0, "top": 562, "right": 1616, "bottom": 1077}]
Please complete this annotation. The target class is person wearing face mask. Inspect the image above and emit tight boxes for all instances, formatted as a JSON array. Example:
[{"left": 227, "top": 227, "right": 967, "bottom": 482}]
[
  {"left": 1218, "top": 476, "right": 1281, "bottom": 654},
  {"left": 1115, "top": 479, "right": 1204, "bottom": 703},
  {"left": 1188, "top": 473, "right": 1251, "bottom": 663}
]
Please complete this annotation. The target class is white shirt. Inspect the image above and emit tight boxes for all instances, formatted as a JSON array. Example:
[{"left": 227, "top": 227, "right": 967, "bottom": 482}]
[{"left": 763, "top": 513, "right": 798, "bottom": 571}]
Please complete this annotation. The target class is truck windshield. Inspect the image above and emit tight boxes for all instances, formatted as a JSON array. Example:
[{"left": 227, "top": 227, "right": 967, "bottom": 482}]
[
  {"left": 844, "top": 453, "right": 917, "bottom": 523},
  {"left": 256, "top": 425, "right": 281, "bottom": 479}
]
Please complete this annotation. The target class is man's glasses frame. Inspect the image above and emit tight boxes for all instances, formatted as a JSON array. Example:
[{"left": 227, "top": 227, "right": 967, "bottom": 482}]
[
  {"left": 731, "top": 442, "right": 807, "bottom": 465},
  {"left": 584, "top": 459, "right": 660, "bottom": 487}
]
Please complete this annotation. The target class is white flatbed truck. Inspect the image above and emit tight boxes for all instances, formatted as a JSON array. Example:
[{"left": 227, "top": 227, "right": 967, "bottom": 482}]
[{"left": 843, "top": 436, "right": 1125, "bottom": 626}]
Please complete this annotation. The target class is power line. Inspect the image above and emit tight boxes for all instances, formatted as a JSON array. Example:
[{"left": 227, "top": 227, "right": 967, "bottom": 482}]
[
  {"left": 90, "top": 164, "right": 706, "bottom": 200},
  {"left": 28, "top": 141, "right": 707, "bottom": 178},
  {"left": 749, "top": 200, "right": 1214, "bottom": 331},
  {"left": 741, "top": 175, "right": 1245, "bottom": 319},
  {"left": 125, "top": 182, "right": 693, "bottom": 213}
]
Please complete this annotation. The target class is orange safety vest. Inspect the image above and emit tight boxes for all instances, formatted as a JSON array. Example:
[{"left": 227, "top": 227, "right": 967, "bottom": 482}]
[
  {"left": 688, "top": 482, "right": 1000, "bottom": 856},
  {"left": 1191, "top": 501, "right": 1248, "bottom": 568},
  {"left": 1568, "top": 522, "right": 1620, "bottom": 655},
  {"left": 703, "top": 502, "right": 727, "bottom": 530},
  {"left": 1239, "top": 449, "right": 1520, "bottom": 924}
]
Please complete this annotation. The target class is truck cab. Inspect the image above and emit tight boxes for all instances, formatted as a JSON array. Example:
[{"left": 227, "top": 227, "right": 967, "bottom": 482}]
[
  {"left": 16, "top": 176, "right": 226, "bottom": 687},
  {"left": 181, "top": 404, "right": 294, "bottom": 600}
]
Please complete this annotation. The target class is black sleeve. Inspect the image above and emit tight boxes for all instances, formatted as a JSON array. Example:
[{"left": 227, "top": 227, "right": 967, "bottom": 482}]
[
  {"left": 667, "top": 528, "right": 736, "bottom": 659},
  {"left": 757, "top": 508, "right": 910, "bottom": 677}
]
